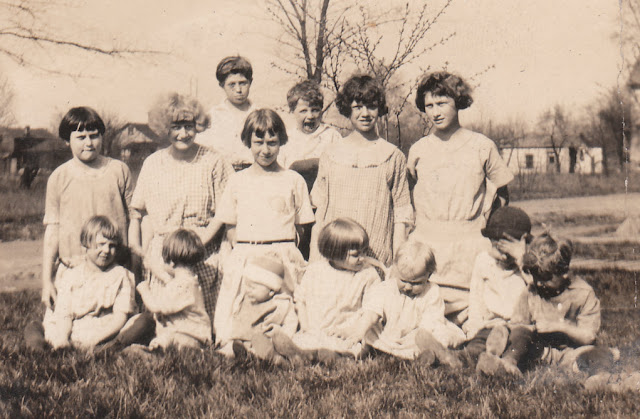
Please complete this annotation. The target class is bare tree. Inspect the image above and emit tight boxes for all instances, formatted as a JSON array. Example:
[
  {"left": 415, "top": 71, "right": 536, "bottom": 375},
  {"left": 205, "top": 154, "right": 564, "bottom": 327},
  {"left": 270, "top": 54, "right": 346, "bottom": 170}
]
[
  {"left": 0, "top": 0, "right": 162, "bottom": 74},
  {"left": 537, "top": 105, "right": 572, "bottom": 173},
  {"left": 0, "top": 74, "right": 16, "bottom": 126}
]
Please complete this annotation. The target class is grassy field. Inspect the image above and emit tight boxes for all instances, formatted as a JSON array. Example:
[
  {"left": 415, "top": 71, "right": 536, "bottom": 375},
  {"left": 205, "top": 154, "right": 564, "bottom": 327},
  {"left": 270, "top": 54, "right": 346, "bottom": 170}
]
[{"left": 1, "top": 265, "right": 639, "bottom": 418}]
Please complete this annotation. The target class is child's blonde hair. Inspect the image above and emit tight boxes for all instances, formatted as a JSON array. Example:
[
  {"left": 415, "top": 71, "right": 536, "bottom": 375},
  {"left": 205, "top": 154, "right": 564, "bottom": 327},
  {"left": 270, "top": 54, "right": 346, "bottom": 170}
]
[
  {"left": 394, "top": 240, "right": 436, "bottom": 279},
  {"left": 148, "top": 93, "right": 210, "bottom": 137},
  {"left": 80, "top": 216, "right": 122, "bottom": 248},
  {"left": 318, "top": 218, "right": 369, "bottom": 262},
  {"left": 162, "top": 229, "right": 205, "bottom": 267},
  {"left": 522, "top": 232, "right": 573, "bottom": 276}
]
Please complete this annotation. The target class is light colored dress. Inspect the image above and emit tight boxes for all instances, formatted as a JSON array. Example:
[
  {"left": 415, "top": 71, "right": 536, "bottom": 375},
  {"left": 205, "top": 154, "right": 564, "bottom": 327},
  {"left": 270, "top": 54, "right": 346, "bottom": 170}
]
[
  {"left": 362, "top": 279, "right": 465, "bottom": 360},
  {"left": 44, "top": 263, "right": 136, "bottom": 349},
  {"left": 196, "top": 99, "right": 256, "bottom": 168},
  {"left": 137, "top": 269, "right": 212, "bottom": 349},
  {"left": 310, "top": 139, "right": 414, "bottom": 266},
  {"left": 130, "top": 145, "right": 233, "bottom": 322},
  {"left": 464, "top": 251, "right": 529, "bottom": 338},
  {"left": 213, "top": 168, "right": 315, "bottom": 349},
  {"left": 292, "top": 260, "right": 381, "bottom": 356},
  {"left": 407, "top": 129, "right": 513, "bottom": 323},
  {"left": 510, "top": 276, "right": 601, "bottom": 368},
  {"left": 44, "top": 157, "right": 133, "bottom": 262}
]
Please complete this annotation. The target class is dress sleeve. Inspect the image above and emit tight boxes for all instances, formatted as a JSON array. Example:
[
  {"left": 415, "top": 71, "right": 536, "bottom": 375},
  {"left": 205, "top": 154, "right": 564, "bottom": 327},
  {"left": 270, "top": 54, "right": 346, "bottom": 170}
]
[
  {"left": 137, "top": 273, "right": 197, "bottom": 315},
  {"left": 112, "top": 269, "right": 136, "bottom": 315},
  {"left": 215, "top": 175, "right": 238, "bottom": 225},
  {"left": 310, "top": 153, "right": 329, "bottom": 214},
  {"left": 576, "top": 287, "right": 601, "bottom": 342},
  {"left": 294, "top": 173, "right": 315, "bottom": 224},
  {"left": 121, "top": 162, "right": 135, "bottom": 214},
  {"left": 362, "top": 281, "right": 387, "bottom": 320},
  {"left": 210, "top": 153, "right": 234, "bottom": 217},
  {"left": 130, "top": 159, "right": 149, "bottom": 220},
  {"left": 483, "top": 137, "right": 514, "bottom": 188},
  {"left": 389, "top": 150, "right": 414, "bottom": 226},
  {"left": 43, "top": 168, "right": 62, "bottom": 225}
]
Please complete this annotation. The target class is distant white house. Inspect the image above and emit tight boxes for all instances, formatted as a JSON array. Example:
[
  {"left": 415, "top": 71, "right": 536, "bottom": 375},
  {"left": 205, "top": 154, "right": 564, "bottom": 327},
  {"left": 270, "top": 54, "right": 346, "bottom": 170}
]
[{"left": 499, "top": 135, "right": 603, "bottom": 175}]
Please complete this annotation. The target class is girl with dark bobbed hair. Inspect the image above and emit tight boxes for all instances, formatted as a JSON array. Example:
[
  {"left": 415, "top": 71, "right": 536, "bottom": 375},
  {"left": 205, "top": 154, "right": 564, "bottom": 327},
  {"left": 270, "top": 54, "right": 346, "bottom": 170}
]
[
  {"left": 310, "top": 75, "right": 413, "bottom": 267},
  {"left": 407, "top": 71, "right": 514, "bottom": 328}
]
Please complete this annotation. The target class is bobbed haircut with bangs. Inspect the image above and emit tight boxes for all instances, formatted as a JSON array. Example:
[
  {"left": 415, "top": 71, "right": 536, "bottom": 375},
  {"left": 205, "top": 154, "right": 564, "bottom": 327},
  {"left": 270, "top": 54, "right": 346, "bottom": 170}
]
[
  {"left": 58, "top": 107, "right": 106, "bottom": 141},
  {"left": 80, "top": 215, "right": 122, "bottom": 248},
  {"left": 415, "top": 71, "right": 473, "bottom": 112},
  {"left": 162, "top": 229, "right": 205, "bottom": 267},
  {"left": 318, "top": 218, "right": 369, "bottom": 262},
  {"left": 335, "top": 75, "right": 388, "bottom": 117},
  {"left": 240, "top": 108, "right": 288, "bottom": 148}
]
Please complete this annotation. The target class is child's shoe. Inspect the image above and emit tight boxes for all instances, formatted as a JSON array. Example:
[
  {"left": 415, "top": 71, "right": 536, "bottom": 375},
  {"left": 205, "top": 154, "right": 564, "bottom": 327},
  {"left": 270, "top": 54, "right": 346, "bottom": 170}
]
[{"left": 476, "top": 352, "right": 522, "bottom": 377}]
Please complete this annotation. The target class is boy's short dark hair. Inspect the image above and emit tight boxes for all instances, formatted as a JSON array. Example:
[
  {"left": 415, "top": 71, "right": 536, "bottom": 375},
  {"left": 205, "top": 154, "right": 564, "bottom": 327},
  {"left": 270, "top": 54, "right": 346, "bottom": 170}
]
[
  {"left": 240, "top": 108, "right": 288, "bottom": 148},
  {"left": 318, "top": 218, "right": 369, "bottom": 262},
  {"left": 522, "top": 233, "right": 573, "bottom": 276},
  {"left": 58, "top": 107, "right": 106, "bottom": 141},
  {"left": 162, "top": 229, "right": 205, "bottom": 266},
  {"left": 216, "top": 56, "right": 253, "bottom": 85},
  {"left": 80, "top": 215, "right": 122, "bottom": 248},
  {"left": 415, "top": 71, "right": 473, "bottom": 112},
  {"left": 335, "top": 75, "right": 388, "bottom": 117},
  {"left": 287, "top": 80, "right": 324, "bottom": 111}
]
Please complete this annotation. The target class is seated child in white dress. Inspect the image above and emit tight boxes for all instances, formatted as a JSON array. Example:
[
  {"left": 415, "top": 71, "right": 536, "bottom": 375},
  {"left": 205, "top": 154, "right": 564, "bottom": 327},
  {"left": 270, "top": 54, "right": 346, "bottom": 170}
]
[
  {"left": 463, "top": 207, "right": 532, "bottom": 370},
  {"left": 338, "top": 240, "right": 465, "bottom": 366},
  {"left": 228, "top": 255, "right": 298, "bottom": 363},
  {"left": 137, "top": 229, "right": 212, "bottom": 350},
  {"left": 292, "top": 218, "right": 381, "bottom": 358},
  {"left": 35, "top": 216, "right": 136, "bottom": 350}
]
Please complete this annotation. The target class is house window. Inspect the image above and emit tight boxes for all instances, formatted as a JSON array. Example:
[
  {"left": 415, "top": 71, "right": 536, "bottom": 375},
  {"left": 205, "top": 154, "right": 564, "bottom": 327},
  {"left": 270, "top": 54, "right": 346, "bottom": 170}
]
[
  {"left": 128, "top": 126, "right": 134, "bottom": 135},
  {"left": 525, "top": 154, "right": 534, "bottom": 169},
  {"left": 548, "top": 152, "right": 555, "bottom": 164}
]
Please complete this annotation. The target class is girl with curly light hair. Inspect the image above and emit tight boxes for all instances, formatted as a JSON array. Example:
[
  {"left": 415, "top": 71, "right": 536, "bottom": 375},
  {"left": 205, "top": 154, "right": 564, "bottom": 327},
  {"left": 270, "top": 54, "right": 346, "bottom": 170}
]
[
  {"left": 129, "top": 93, "right": 233, "bottom": 329},
  {"left": 407, "top": 71, "right": 514, "bottom": 328}
]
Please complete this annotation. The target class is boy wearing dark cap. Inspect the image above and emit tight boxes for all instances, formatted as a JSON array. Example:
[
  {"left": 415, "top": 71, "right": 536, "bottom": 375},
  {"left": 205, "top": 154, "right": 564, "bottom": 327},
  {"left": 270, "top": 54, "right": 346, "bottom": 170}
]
[{"left": 463, "top": 206, "right": 532, "bottom": 375}]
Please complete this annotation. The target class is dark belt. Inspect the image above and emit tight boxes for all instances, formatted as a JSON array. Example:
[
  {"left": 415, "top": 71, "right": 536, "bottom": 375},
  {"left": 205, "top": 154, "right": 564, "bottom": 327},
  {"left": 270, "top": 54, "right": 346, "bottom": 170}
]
[{"left": 236, "top": 239, "right": 295, "bottom": 245}]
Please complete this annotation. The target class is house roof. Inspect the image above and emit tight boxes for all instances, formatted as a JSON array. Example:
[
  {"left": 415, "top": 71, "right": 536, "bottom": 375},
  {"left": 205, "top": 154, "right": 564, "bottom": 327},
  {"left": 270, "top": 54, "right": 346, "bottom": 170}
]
[
  {"left": 0, "top": 126, "right": 59, "bottom": 156},
  {"left": 120, "top": 123, "right": 162, "bottom": 142}
]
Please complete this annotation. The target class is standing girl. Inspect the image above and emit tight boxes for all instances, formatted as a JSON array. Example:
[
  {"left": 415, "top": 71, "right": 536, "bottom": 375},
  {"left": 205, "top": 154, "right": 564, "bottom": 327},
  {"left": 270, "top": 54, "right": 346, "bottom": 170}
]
[
  {"left": 310, "top": 75, "right": 413, "bottom": 266},
  {"left": 292, "top": 218, "right": 381, "bottom": 358},
  {"left": 213, "top": 108, "right": 315, "bottom": 352},
  {"left": 129, "top": 93, "right": 233, "bottom": 325},
  {"left": 408, "top": 71, "right": 514, "bottom": 325}
]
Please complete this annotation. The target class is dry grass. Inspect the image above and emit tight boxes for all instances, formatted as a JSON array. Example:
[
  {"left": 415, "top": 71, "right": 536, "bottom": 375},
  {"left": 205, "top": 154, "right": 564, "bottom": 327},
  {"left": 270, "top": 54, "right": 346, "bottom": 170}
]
[{"left": 1, "top": 267, "right": 639, "bottom": 418}]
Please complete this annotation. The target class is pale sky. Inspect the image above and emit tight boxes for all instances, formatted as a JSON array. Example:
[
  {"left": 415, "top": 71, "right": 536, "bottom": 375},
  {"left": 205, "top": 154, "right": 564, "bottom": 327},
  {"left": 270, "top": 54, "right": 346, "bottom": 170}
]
[{"left": 0, "top": 0, "right": 623, "bottom": 131}]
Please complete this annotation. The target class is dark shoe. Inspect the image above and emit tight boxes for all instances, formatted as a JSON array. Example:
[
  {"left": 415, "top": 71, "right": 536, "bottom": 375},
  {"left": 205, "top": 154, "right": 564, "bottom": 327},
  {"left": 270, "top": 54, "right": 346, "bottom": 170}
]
[
  {"left": 24, "top": 321, "right": 47, "bottom": 351},
  {"left": 232, "top": 340, "right": 249, "bottom": 360}
]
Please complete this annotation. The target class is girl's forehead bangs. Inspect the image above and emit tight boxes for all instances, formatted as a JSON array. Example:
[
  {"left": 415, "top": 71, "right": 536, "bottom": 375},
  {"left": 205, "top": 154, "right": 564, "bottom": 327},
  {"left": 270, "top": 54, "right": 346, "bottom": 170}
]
[
  {"left": 352, "top": 89, "right": 380, "bottom": 106},
  {"left": 169, "top": 108, "right": 196, "bottom": 123}
]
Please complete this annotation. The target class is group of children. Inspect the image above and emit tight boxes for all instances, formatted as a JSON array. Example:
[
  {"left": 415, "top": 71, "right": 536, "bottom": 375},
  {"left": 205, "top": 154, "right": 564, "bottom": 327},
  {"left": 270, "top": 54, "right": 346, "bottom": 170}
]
[{"left": 23, "top": 55, "right": 626, "bottom": 385}]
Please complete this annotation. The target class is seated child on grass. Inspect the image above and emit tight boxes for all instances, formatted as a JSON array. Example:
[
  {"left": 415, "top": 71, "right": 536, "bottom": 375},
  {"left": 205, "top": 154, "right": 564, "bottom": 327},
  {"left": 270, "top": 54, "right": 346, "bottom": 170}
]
[
  {"left": 291, "top": 218, "right": 381, "bottom": 359},
  {"left": 136, "top": 229, "right": 212, "bottom": 350},
  {"left": 228, "top": 255, "right": 298, "bottom": 364},
  {"left": 338, "top": 240, "right": 465, "bottom": 366},
  {"left": 26, "top": 216, "right": 136, "bottom": 350},
  {"left": 463, "top": 207, "right": 532, "bottom": 366},
  {"left": 477, "top": 232, "right": 617, "bottom": 376}
]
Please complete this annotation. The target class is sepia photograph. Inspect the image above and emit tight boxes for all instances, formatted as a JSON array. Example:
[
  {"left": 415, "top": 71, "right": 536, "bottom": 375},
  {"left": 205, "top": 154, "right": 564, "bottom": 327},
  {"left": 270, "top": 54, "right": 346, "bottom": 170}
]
[{"left": 0, "top": 0, "right": 638, "bottom": 416}]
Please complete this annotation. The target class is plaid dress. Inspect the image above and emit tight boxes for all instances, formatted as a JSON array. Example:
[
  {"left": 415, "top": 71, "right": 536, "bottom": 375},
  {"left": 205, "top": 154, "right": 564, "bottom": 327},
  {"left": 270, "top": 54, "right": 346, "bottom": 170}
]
[
  {"left": 130, "top": 145, "right": 233, "bottom": 323},
  {"left": 310, "top": 139, "right": 414, "bottom": 266}
]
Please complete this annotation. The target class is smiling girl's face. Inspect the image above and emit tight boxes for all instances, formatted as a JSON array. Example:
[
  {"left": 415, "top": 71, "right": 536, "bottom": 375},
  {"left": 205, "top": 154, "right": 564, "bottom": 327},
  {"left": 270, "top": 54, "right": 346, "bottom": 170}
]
[{"left": 250, "top": 129, "right": 280, "bottom": 170}]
